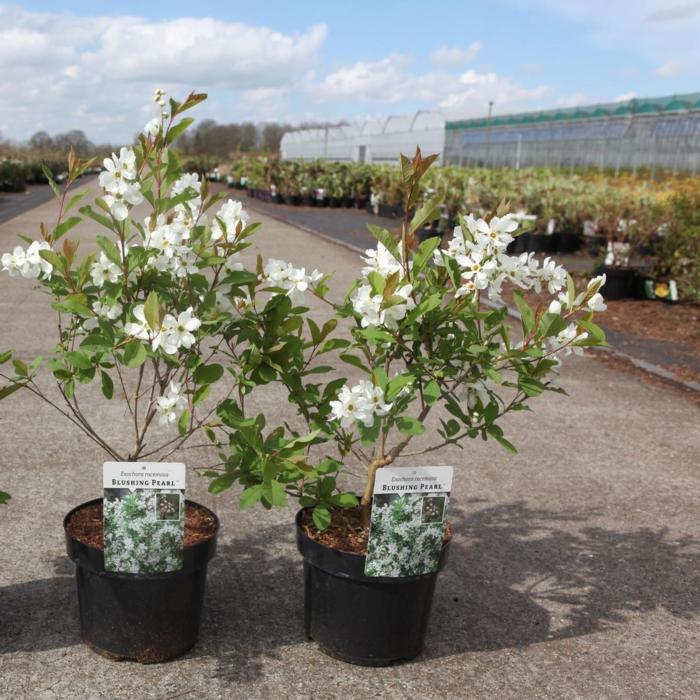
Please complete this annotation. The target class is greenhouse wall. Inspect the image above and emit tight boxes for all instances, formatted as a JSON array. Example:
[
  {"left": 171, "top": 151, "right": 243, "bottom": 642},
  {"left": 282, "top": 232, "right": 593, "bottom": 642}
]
[
  {"left": 280, "top": 112, "right": 446, "bottom": 165},
  {"left": 444, "top": 93, "right": 700, "bottom": 174}
]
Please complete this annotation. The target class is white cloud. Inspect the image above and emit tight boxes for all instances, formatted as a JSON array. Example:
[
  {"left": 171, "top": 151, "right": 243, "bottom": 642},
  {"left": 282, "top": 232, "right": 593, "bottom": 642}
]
[
  {"left": 430, "top": 43, "right": 482, "bottom": 69},
  {"left": 653, "top": 61, "right": 683, "bottom": 77},
  {"left": 0, "top": 5, "right": 326, "bottom": 141},
  {"left": 646, "top": 2, "right": 700, "bottom": 22},
  {"left": 556, "top": 92, "right": 589, "bottom": 108},
  {"left": 614, "top": 91, "right": 637, "bottom": 101},
  {"left": 314, "top": 53, "right": 550, "bottom": 118}
]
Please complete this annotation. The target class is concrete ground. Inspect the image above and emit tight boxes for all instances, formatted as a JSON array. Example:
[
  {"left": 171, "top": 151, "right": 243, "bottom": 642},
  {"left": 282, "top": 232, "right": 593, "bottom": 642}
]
[{"left": 0, "top": 180, "right": 699, "bottom": 699}]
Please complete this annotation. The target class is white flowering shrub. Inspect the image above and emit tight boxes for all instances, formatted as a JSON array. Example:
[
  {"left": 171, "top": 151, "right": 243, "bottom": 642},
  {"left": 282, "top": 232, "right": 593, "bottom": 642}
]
[
  {"left": 0, "top": 91, "right": 280, "bottom": 465},
  {"left": 103, "top": 490, "right": 184, "bottom": 573},
  {"left": 205, "top": 150, "right": 608, "bottom": 532},
  {"left": 364, "top": 495, "right": 445, "bottom": 577}
]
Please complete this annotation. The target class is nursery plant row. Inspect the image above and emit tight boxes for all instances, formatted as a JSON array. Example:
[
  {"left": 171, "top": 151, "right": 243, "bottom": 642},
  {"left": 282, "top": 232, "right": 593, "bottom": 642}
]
[{"left": 226, "top": 157, "right": 700, "bottom": 303}]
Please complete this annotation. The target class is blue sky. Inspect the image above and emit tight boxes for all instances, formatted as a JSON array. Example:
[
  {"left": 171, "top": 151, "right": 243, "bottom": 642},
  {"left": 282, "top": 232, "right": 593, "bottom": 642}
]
[{"left": 1, "top": 1, "right": 699, "bottom": 141}]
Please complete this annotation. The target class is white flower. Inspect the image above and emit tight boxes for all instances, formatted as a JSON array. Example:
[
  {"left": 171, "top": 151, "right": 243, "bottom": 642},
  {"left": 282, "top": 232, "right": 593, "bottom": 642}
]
[
  {"left": 1, "top": 241, "right": 53, "bottom": 279},
  {"left": 549, "top": 323, "right": 589, "bottom": 356},
  {"left": 351, "top": 283, "right": 415, "bottom": 329},
  {"left": 357, "top": 379, "right": 393, "bottom": 416},
  {"left": 143, "top": 118, "right": 160, "bottom": 137},
  {"left": 361, "top": 243, "right": 404, "bottom": 279},
  {"left": 84, "top": 300, "right": 123, "bottom": 331},
  {"left": 455, "top": 250, "right": 497, "bottom": 290},
  {"left": 211, "top": 199, "right": 250, "bottom": 242},
  {"left": 587, "top": 292, "right": 607, "bottom": 312},
  {"left": 98, "top": 147, "right": 137, "bottom": 194},
  {"left": 329, "top": 385, "right": 373, "bottom": 428},
  {"left": 158, "top": 307, "right": 201, "bottom": 355},
  {"left": 537, "top": 257, "right": 567, "bottom": 294},
  {"left": 460, "top": 379, "right": 493, "bottom": 409},
  {"left": 172, "top": 172, "right": 201, "bottom": 197},
  {"left": 224, "top": 254, "right": 244, "bottom": 272},
  {"left": 103, "top": 182, "right": 143, "bottom": 221},
  {"left": 263, "top": 258, "right": 322, "bottom": 303},
  {"left": 548, "top": 300, "right": 562, "bottom": 315},
  {"left": 91, "top": 252, "right": 121, "bottom": 287},
  {"left": 470, "top": 215, "right": 518, "bottom": 253},
  {"left": 156, "top": 381, "right": 188, "bottom": 426},
  {"left": 588, "top": 274, "right": 607, "bottom": 292},
  {"left": 124, "top": 304, "right": 152, "bottom": 341}
]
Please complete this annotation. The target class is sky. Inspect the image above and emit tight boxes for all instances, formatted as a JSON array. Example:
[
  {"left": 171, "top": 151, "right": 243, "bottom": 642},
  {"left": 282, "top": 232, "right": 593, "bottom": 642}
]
[{"left": 1, "top": 0, "right": 699, "bottom": 142}]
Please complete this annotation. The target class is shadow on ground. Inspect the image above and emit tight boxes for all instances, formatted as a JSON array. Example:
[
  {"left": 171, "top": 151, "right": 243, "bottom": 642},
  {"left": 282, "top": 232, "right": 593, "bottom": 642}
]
[{"left": 1, "top": 501, "right": 698, "bottom": 680}]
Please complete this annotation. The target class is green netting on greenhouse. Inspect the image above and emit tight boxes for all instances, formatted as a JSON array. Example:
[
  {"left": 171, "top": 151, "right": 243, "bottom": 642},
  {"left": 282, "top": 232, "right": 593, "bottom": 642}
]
[{"left": 446, "top": 92, "right": 700, "bottom": 130}]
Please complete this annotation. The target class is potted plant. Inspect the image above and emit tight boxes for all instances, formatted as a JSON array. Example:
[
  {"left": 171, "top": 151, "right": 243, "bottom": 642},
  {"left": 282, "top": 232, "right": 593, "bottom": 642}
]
[
  {"left": 202, "top": 149, "right": 608, "bottom": 666},
  {"left": 0, "top": 90, "right": 268, "bottom": 663}
]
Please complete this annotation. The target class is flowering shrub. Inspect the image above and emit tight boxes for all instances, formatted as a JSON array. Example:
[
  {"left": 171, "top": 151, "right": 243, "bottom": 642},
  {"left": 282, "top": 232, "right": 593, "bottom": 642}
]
[
  {"left": 204, "top": 150, "right": 608, "bottom": 531},
  {"left": 104, "top": 490, "right": 184, "bottom": 573},
  {"left": 0, "top": 90, "right": 273, "bottom": 468}
]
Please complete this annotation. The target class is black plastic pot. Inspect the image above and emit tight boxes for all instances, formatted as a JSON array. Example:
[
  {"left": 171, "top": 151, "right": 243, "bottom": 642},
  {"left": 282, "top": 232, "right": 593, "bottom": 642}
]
[
  {"left": 297, "top": 510, "right": 449, "bottom": 666},
  {"left": 416, "top": 228, "right": 442, "bottom": 244},
  {"left": 551, "top": 231, "right": 583, "bottom": 254},
  {"left": 64, "top": 498, "right": 219, "bottom": 663},
  {"left": 597, "top": 266, "right": 639, "bottom": 300},
  {"left": 378, "top": 203, "right": 397, "bottom": 219},
  {"left": 300, "top": 195, "right": 315, "bottom": 207}
]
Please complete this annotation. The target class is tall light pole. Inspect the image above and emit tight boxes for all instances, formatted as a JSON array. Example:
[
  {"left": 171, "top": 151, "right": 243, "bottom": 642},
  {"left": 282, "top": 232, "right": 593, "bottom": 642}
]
[{"left": 485, "top": 100, "right": 494, "bottom": 168}]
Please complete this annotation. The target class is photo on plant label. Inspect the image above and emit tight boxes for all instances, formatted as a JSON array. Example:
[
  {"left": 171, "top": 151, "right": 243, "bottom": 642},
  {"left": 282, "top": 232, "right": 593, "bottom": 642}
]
[
  {"left": 365, "top": 493, "right": 449, "bottom": 578},
  {"left": 103, "top": 488, "right": 184, "bottom": 574},
  {"left": 155, "top": 492, "right": 182, "bottom": 521},
  {"left": 421, "top": 496, "right": 446, "bottom": 524}
]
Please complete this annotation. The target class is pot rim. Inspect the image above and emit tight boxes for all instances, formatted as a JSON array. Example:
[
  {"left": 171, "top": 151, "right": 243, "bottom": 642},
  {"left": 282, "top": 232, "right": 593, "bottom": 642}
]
[{"left": 63, "top": 496, "right": 219, "bottom": 555}]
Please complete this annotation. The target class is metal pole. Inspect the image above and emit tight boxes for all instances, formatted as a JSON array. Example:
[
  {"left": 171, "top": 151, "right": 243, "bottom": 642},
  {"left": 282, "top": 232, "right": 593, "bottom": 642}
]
[
  {"left": 515, "top": 134, "right": 522, "bottom": 169},
  {"left": 485, "top": 101, "right": 494, "bottom": 169}
]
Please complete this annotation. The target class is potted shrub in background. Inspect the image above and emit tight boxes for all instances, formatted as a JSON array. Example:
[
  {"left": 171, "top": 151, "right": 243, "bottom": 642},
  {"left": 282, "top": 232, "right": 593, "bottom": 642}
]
[
  {"left": 203, "top": 149, "right": 608, "bottom": 666},
  {"left": 0, "top": 90, "right": 267, "bottom": 663}
]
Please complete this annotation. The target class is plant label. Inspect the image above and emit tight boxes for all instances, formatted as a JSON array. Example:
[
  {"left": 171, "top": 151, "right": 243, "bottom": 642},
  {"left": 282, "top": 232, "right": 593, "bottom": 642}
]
[
  {"left": 102, "top": 461, "right": 186, "bottom": 573},
  {"left": 365, "top": 466, "right": 453, "bottom": 578}
]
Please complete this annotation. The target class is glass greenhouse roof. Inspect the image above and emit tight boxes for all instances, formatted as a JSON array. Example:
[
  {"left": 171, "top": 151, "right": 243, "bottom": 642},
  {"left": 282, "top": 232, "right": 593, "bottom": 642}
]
[{"left": 447, "top": 92, "right": 700, "bottom": 131}]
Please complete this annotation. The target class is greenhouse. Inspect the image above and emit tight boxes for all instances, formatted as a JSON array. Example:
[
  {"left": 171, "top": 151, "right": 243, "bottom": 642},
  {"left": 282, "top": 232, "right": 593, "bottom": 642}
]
[
  {"left": 444, "top": 92, "right": 700, "bottom": 173},
  {"left": 280, "top": 112, "right": 446, "bottom": 164}
]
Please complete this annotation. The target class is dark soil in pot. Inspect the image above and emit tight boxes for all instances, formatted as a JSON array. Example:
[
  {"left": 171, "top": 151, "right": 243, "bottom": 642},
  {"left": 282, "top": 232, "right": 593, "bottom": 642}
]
[
  {"left": 297, "top": 507, "right": 449, "bottom": 667},
  {"left": 551, "top": 231, "right": 583, "bottom": 253},
  {"left": 64, "top": 498, "right": 218, "bottom": 663}
]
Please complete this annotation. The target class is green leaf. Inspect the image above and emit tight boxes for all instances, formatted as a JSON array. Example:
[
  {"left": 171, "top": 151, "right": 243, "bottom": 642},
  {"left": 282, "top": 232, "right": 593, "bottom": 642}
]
[
  {"left": 100, "top": 371, "right": 114, "bottom": 399},
  {"left": 410, "top": 194, "right": 443, "bottom": 233},
  {"left": 491, "top": 431, "right": 518, "bottom": 454},
  {"left": 424, "top": 379, "right": 441, "bottom": 404},
  {"left": 123, "top": 339, "right": 147, "bottom": 367},
  {"left": 193, "top": 363, "right": 224, "bottom": 384},
  {"left": 65, "top": 351, "right": 92, "bottom": 370},
  {"left": 52, "top": 299, "right": 92, "bottom": 318},
  {"left": 512, "top": 291, "right": 534, "bottom": 335},
  {"left": 95, "top": 234, "right": 122, "bottom": 266},
  {"left": 65, "top": 191, "right": 87, "bottom": 212},
  {"left": 412, "top": 235, "right": 441, "bottom": 273},
  {"left": 339, "top": 353, "right": 369, "bottom": 373},
  {"left": 329, "top": 492, "right": 359, "bottom": 508},
  {"left": 193, "top": 384, "right": 210, "bottom": 405},
  {"left": 0, "top": 383, "right": 23, "bottom": 400},
  {"left": 223, "top": 270, "right": 259, "bottom": 286},
  {"left": 312, "top": 506, "right": 332, "bottom": 530},
  {"left": 12, "top": 359, "right": 28, "bottom": 377},
  {"left": 79, "top": 205, "right": 114, "bottom": 232},
  {"left": 42, "top": 165, "right": 60, "bottom": 198},
  {"left": 518, "top": 376, "right": 545, "bottom": 397},
  {"left": 53, "top": 216, "right": 82, "bottom": 241},
  {"left": 39, "top": 249, "right": 67, "bottom": 274},
  {"left": 396, "top": 416, "right": 426, "bottom": 436},
  {"left": 143, "top": 291, "right": 161, "bottom": 331},
  {"left": 0, "top": 491, "right": 10, "bottom": 505},
  {"left": 0, "top": 351, "right": 12, "bottom": 365},
  {"left": 208, "top": 473, "right": 235, "bottom": 495},
  {"left": 80, "top": 333, "right": 113, "bottom": 351},
  {"left": 239, "top": 483, "right": 263, "bottom": 507},
  {"left": 166, "top": 117, "right": 194, "bottom": 145},
  {"left": 367, "top": 224, "right": 400, "bottom": 261},
  {"left": 268, "top": 480, "right": 287, "bottom": 507},
  {"left": 386, "top": 374, "right": 413, "bottom": 401},
  {"left": 178, "top": 409, "right": 190, "bottom": 436}
]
